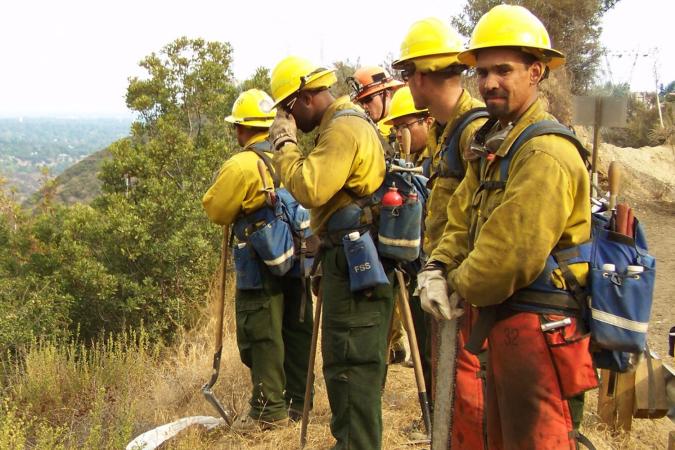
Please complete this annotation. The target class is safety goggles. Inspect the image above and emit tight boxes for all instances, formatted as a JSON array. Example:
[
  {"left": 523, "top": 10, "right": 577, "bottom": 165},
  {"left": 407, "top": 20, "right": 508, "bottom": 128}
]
[
  {"left": 399, "top": 65, "right": 416, "bottom": 82},
  {"left": 392, "top": 117, "right": 425, "bottom": 133}
]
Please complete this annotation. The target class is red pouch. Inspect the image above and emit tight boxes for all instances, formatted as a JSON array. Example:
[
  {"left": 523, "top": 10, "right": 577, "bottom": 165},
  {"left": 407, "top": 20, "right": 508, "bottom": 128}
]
[{"left": 541, "top": 315, "right": 599, "bottom": 398}]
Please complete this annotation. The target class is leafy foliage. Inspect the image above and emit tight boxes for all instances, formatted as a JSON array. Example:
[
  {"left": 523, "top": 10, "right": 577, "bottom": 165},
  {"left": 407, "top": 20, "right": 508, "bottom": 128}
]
[{"left": 0, "top": 37, "right": 243, "bottom": 345}]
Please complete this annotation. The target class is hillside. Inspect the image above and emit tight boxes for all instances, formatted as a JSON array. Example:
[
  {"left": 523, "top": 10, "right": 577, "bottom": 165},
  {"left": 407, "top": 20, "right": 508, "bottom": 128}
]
[
  {"left": 0, "top": 117, "right": 130, "bottom": 201},
  {"left": 23, "top": 147, "right": 113, "bottom": 208}
]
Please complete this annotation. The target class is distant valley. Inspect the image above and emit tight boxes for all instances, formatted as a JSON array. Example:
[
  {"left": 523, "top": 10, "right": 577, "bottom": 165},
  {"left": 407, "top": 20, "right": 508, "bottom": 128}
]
[{"left": 0, "top": 117, "right": 131, "bottom": 202}]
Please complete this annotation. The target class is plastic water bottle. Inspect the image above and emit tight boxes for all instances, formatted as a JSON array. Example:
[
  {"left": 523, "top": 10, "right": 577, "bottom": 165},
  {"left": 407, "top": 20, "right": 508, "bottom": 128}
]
[
  {"left": 602, "top": 263, "right": 616, "bottom": 272},
  {"left": 626, "top": 265, "right": 644, "bottom": 276}
]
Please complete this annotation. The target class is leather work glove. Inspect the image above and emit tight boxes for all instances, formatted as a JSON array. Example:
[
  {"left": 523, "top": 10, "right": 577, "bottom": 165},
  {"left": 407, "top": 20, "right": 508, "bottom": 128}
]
[
  {"left": 417, "top": 267, "right": 465, "bottom": 321},
  {"left": 269, "top": 109, "right": 297, "bottom": 151}
]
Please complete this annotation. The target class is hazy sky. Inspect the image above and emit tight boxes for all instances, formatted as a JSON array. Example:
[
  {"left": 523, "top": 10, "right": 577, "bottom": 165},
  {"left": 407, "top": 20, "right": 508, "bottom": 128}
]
[{"left": 0, "top": 0, "right": 672, "bottom": 116}]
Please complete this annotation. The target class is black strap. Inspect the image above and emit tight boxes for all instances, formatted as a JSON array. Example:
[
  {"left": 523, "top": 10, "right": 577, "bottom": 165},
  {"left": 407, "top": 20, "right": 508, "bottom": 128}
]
[
  {"left": 573, "top": 430, "right": 597, "bottom": 450},
  {"left": 480, "top": 120, "right": 590, "bottom": 192},
  {"left": 247, "top": 144, "right": 280, "bottom": 189},
  {"left": 465, "top": 305, "right": 498, "bottom": 355}
]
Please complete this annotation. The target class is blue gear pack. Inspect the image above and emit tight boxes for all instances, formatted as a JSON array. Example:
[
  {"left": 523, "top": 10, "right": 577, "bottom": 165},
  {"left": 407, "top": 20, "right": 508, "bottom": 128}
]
[
  {"left": 373, "top": 164, "right": 427, "bottom": 262},
  {"left": 233, "top": 242, "right": 263, "bottom": 290},
  {"left": 232, "top": 142, "right": 314, "bottom": 285},
  {"left": 477, "top": 119, "right": 656, "bottom": 372}
]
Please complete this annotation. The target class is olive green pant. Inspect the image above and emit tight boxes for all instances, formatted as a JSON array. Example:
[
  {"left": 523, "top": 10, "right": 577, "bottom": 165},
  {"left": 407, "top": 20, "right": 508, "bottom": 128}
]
[
  {"left": 235, "top": 266, "right": 313, "bottom": 421},
  {"left": 321, "top": 247, "right": 395, "bottom": 450}
]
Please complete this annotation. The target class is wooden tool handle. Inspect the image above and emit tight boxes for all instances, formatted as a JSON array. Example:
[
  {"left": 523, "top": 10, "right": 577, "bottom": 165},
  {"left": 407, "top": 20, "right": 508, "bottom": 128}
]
[
  {"left": 401, "top": 127, "right": 411, "bottom": 163},
  {"left": 608, "top": 161, "right": 621, "bottom": 210}
]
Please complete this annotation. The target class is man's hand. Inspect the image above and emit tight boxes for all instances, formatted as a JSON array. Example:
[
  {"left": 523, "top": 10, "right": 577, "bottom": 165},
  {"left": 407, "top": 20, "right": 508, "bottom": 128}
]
[
  {"left": 417, "top": 268, "right": 464, "bottom": 321},
  {"left": 269, "top": 109, "right": 297, "bottom": 150}
]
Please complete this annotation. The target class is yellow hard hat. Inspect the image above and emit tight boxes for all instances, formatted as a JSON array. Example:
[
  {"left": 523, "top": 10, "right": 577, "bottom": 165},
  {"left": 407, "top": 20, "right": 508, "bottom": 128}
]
[
  {"left": 348, "top": 66, "right": 404, "bottom": 102},
  {"left": 457, "top": 5, "right": 565, "bottom": 70},
  {"left": 382, "top": 86, "right": 428, "bottom": 125},
  {"left": 270, "top": 56, "right": 337, "bottom": 107},
  {"left": 225, "top": 89, "right": 276, "bottom": 128},
  {"left": 392, "top": 17, "right": 464, "bottom": 72}
]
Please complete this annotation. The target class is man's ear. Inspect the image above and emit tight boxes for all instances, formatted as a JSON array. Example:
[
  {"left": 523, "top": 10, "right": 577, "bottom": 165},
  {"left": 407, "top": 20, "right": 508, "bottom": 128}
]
[
  {"left": 529, "top": 61, "right": 546, "bottom": 85},
  {"left": 299, "top": 91, "right": 313, "bottom": 107}
]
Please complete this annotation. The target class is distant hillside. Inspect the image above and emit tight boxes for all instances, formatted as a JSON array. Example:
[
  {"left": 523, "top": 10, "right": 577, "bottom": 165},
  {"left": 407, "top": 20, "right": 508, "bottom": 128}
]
[
  {"left": 0, "top": 117, "right": 130, "bottom": 201},
  {"left": 23, "top": 147, "right": 112, "bottom": 209}
]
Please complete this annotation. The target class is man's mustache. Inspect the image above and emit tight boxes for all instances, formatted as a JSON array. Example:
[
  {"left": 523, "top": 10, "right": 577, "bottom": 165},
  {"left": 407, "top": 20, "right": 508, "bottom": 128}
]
[{"left": 483, "top": 90, "right": 508, "bottom": 100}]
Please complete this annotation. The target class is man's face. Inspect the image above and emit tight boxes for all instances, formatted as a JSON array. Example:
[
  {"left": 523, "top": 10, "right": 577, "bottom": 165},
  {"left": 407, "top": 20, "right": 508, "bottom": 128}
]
[
  {"left": 406, "top": 71, "right": 429, "bottom": 111},
  {"left": 285, "top": 92, "right": 314, "bottom": 133},
  {"left": 475, "top": 48, "right": 542, "bottom": 123},
  {"left": 391, "top": 114, "right": 431, "bottom": 155},
  {"left": 358, "top": 90, "right": 386, "bottom": 122}
]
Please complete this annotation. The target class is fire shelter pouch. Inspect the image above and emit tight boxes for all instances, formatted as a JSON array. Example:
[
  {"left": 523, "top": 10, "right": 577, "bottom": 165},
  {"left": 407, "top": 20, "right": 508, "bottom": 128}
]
[
  {"left": 247, "top": 206, "right": 296, "bottom": 277},
  {"left": 542, "top": 315, "right": 598, "bottom": 398},
  {"left": 342, "top": 230, "right": 389, "bottom": 292},
  {"left": 377, "top": 200, "right": 423, "bottom": 262},
  {"left": 233, "top": 243, "right": 263, "bottom": 290}
]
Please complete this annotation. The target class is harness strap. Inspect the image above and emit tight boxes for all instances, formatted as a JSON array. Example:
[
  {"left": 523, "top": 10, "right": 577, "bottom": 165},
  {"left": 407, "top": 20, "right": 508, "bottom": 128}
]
[
  {"left": 247, "top": 143, "right": 280, "bottom": 188},
  {"left": 436, "top": 107, "right": 490, "bottom": 180}
]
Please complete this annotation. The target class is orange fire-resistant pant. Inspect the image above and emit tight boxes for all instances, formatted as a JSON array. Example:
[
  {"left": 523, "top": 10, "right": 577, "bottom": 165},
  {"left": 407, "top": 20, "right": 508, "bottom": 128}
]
[
  {"left": 485, "top": 311, "right": 597, "bottom": 450},
  {"left": 432, "top": 305, "right": 488, "bottom": 450}
]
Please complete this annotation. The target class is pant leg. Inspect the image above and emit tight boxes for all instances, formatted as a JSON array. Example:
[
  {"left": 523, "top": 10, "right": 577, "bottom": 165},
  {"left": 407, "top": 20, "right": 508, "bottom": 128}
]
[
  {"left": 235, "top": 266, "right": 288, "bottom": 421},
  {"left": 281, "top": 275, "right": 314, "bottom": 414},
  {"left": 486, "top": 311, "right": 577, "bottom": 450},
  {"left": 321, "top": 247, "right": 395, "bottom": 450}
]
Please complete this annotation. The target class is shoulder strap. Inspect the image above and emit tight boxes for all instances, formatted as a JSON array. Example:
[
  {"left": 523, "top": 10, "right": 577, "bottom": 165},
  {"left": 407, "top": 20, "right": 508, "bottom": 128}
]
[
  {"left": 438, "top": 107, "right": 490, "bottom": 180},
  {"left": 332, "top": 108, "right": 396, "bottom": 157},
  {"left": 247, "top": 142, "right": 280, "bottom": 189},
  {"left": 480, "top": 120, "right": 591, "bottom": 192}
]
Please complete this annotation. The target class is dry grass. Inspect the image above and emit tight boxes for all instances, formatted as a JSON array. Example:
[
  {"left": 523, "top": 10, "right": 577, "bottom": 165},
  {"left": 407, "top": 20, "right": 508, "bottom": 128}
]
[{"left": 2, "top": 270, "right": 674, "bottom": 449}]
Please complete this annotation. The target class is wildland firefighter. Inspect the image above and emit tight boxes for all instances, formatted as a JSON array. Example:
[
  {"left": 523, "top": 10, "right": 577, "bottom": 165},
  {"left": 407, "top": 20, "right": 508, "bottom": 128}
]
[
  {"left": 421, "top": 5, "right": 598, "bottom": 449},
  {"left": 202, "top": 89, "right": 314, "bottom": 432},
  {"left": 393, "top": 16, "right": 489, "bottom": 449},
  {"left": 349, "top": 66, "right": 409, "bottom": 365},
  {"left": 268, "top": 54, "right": 420, "bottom": 450},
  {"left": 380, "top": 85, "right": 435, "bottom": 397}
]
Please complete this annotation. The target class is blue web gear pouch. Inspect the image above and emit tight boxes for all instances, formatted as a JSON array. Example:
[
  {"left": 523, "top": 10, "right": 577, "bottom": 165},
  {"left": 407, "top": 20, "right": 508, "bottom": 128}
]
[
  {"left": 377, "top": 200, "right": 422, "bottom": 262},
  {"left": 233, "top": 242, "right": 263, "bottom": 290},
  {"left": 589, "top": 213, "right": 656, "bottom": 356},
  {"left": 244, "top": 204, "right": 296, "bottom": 277},
  {"left": 343, "top": 230, "right": 389, "bottom": 292}
]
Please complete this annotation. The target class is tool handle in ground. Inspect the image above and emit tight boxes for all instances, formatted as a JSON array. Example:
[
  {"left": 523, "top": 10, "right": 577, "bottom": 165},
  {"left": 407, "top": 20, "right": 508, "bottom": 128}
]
[
  {"left": 401, "top": 127, "right": 411, "bottom": 164},
  {"left": 201, "top": 226, "right": 233, "bottom": 425},
  {"left": 432, "top": 317, "right": 459, "bottom": 450},
  {"left": 300, "top": 287, "right": 323, "bottom": 448},
  {"left": 257, "top": 158, "right": 276, "bottom": 206},
  {"left": 395, "top": 269, "right": 432, "bottom": 438}
]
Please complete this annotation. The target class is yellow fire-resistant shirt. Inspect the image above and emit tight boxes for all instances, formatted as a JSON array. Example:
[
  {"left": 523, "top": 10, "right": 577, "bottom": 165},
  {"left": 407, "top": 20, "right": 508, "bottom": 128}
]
[
  {"left": 430, "top": 99, "right": 591, "bottom": 307},
  {"left": 274, "top": 96, "right": 386, "bottom": 234},
  {"left": 423, "top": 90, "right": 486, "bottom": 255},
  {"left": 202, "top": 132, "right": 275, "bottom": 226}
]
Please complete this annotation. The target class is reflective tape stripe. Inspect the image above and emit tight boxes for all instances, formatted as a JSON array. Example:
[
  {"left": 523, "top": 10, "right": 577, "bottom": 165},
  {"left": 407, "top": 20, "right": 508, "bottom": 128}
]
[
  {"left": 263, "top": 247, "right": 294, "bottom": 268},
  {"left": 591, "top": 308, "right": 649, "bottom": 333},
  {"left": 378, "top": 235, "right": 420, "bottom": 248},
  {"left": 299, "top": 220, "right": 310, "bottom": 229}
]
